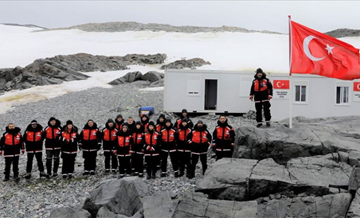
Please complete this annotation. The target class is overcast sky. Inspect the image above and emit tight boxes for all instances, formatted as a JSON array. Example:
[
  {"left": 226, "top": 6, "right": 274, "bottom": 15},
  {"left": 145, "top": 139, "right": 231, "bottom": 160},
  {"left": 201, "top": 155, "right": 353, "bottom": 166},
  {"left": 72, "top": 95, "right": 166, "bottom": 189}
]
[{"left": 0, "top": 1, "right": 359, "bottom": 33}]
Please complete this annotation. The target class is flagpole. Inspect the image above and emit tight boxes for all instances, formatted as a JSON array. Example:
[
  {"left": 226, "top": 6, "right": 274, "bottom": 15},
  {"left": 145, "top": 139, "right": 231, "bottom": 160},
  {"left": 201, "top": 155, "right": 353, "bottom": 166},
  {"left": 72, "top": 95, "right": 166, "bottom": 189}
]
[{"left": 288, "top": 15, "right": 293, "bottom": 128}]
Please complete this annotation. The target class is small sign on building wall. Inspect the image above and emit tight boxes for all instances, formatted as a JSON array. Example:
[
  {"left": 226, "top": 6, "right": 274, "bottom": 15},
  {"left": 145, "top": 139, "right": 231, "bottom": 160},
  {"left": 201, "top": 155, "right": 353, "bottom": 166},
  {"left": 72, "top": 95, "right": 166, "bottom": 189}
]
[
  {"left": 273, "top": 80, "right": 290, "bottom": 99},
  {"left": 353, "top": 82, "right": 360, "bottom": 102}
]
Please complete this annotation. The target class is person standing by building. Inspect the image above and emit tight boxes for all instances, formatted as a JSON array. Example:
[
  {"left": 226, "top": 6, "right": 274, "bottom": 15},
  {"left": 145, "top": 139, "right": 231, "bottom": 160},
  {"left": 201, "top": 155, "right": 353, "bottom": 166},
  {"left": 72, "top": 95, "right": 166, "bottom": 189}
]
[
  {"left": 175, "top": 109, "right": 194, "bottom": 129},
  {"left": 176, "top": 118, "right": 192, "bottom": 178},
  {"left": 79, "top": 119, "right": 101, "bottom": 175},
  {"left": 187, "top": 120, "right": 212, "bottom": 178},
  {"left": 0, "top": 123, "right": 24, "bottom": 182},
  {"left": 249, "top": 68, "right": 273, "bottom": 127},
  {"left": 160, "top": 119, "right": 179, "bottom": 177},
  {"left": 60, "top": 120, "right": 78, "bottom": 179},
  {"left": 101, "top": 119, "right": 118, "bottom": 173},
  {"left": 131, "top": 121, "right": 145, "bottom": 177},
  {"left": 43, "top": 117, "right": 62, "bottom": 177},
  {"left": 143, "top": 122, "right": 160, "bottom": 179},
  {"left": 23, "top": 120, "right": 49, "bottom": 179},
  {"left": 212, "top": 115, "right": 236, "bottom": 160},
  {"left": 114, "top": 124, "right": 133, "bottom": 178}
]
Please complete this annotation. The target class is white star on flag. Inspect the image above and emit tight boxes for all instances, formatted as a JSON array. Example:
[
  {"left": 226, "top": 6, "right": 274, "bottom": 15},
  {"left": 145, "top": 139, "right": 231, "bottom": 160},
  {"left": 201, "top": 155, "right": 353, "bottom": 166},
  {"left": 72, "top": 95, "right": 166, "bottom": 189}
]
[{"left": 325, "top": 44, "right": 334, "bottom": 54}]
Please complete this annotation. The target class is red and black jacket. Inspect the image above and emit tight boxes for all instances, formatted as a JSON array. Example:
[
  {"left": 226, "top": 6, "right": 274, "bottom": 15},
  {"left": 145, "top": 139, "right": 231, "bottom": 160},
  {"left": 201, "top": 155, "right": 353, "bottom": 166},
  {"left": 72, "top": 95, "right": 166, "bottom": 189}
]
[
  {"left": 141, "top": 115, "right": 150, "bottom": 133},
  {"left": 176, "top": 123, "right": 192, "bottom": 152},
  {"left": 115, "top": 120, "right": 124, "bottom": 131},
  {"left": 131, "top": 123, "right": 144, "bottom": 154},
  {"left": 60, "top": 126, "right": 78, "bottom": 154},
  {"left": 43, "top": 119, "right": 62, "bottom": 150},
  {"left": 79, "top": 122, "right": 101, "bottom": 152},
  {"left": 187, "top": 124, "right": 212, "bottom": 154},
  {"left": 23, "top": 124, "right": 44, "bottom": 153},
  {"left": 0, "top": 127, "right": 24, "bottom": 157},
  {"left": 212, "top": 120, "right": 235, "bottom": 151},
  {"left": 156, "top": 114, "right": 166, "bottom": 132},
  {"left": 250, "top": 73, "right": 273, "bottom": 102},
  {"left": 160, "top": 125, "right": 177, "bottom": 151},
  {"left": 175, "top": 116, "right": 194, "bottom": 130},
  {"left": 115, "top": 130, "right": 133, "bottom": 156},
  {"left": 101, "top": 121, "right": 118, "bottom": 153},
  {"left": 144, "top": 128, "right": 160, "bottom": 156}
]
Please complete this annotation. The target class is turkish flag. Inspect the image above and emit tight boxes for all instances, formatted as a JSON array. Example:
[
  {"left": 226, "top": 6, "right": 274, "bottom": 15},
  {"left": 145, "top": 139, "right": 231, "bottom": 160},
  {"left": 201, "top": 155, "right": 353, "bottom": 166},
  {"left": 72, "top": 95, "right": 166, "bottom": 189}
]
[
  {"left": 354, "top": 82, "right": 360, "bottom": 92},
  {"left": 290, "top": 20, "right": 360, "bottom": 80},
  {"left": 273, "top": 80, "right": 290, "bottom": 89}
]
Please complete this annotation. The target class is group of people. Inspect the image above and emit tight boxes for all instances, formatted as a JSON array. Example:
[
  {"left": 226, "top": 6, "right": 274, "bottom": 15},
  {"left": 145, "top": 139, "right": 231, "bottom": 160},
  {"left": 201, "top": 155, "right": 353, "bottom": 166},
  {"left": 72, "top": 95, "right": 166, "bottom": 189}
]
[{"left": 0, "top": 109, "right": 236, "bottom": 181}]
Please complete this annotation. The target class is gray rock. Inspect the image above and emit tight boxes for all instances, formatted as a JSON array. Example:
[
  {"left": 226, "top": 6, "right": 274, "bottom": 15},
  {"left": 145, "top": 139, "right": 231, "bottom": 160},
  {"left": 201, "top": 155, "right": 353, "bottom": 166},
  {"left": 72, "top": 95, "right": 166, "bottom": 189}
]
[
  {"left": 49, "top": 207, "right": 91, "bottom": 218},
  {"left": 142, "top": 192, "right": 176, "bottom": 218},
  {"left": 122, "top": 71, "right": 143, "bottom": 82},
  {"left": 349, "top": 167, "right": 360, "bottom": 192},
  {"left": 149, "top": 79, "right": 164, "bottom": 87},
  {"left": 349, "top": 151, "right": 360, "bottom": 167},
  {"left": 109, "top": 77, "right": 126, "bottom": 85},
  {"left": 161, "top": 58, "right": 211, "bottom": 69},
  {"left": 141, "top": 71, "right": 163, "bottom": 82},
  {"left": 196, "top": 156, "right": 351, "bottom": 201},
  {"left": 347, "top": 188, "right": 360, "bottom": 218},
  {"left": 83, "top": 177, "right": 150, "bottom": 217},
  {"left": 172, "top": 192, "right": 258, "bottom": 218},
  {"left": 96, "top": 206, "right": 144, "bottom": 218},
  {"left": 257, "top": 193, "right": 352, "bottom": 218}
]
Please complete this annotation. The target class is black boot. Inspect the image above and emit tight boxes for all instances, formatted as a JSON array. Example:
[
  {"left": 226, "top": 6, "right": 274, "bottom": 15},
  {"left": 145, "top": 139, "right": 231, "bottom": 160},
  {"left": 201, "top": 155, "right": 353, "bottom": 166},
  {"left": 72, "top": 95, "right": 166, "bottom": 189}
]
[
  {"left": 3, "top": 176, "right": 10, "bottom": 182},
  {"left": 40, "top": 172, "right": 50, "bottom": 179},
  {"left": 175, "top": 171, "right": 180, "bottom": 178},
  {"left": 24, "top": 173, "right": 31, "bottom": 179},
  {"left": 266, "top": 121, "right": 271, "bottom": 127},
  {"left": 46, "top": 159, "right": 52, "bottom": 176},
  {"left": 256, "top": 123, "right": 263, "bottom": 128},
  {"left": 14, "top": 176, "right": 20, "bottom": 182}
]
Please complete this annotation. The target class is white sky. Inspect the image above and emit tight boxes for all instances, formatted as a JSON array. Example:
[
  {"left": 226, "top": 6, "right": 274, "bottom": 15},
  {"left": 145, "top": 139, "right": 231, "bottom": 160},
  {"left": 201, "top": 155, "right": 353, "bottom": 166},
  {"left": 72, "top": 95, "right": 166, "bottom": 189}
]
[{"left": 0, "top": 1, "right": 359, "bottom": 33}]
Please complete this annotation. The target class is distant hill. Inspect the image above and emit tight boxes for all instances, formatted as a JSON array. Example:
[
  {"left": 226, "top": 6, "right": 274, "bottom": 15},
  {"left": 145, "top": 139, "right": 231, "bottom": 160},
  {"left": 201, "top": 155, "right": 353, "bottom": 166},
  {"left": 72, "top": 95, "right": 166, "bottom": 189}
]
[{"left": 325, "top": 28, "right": 360, "bottom": 38}]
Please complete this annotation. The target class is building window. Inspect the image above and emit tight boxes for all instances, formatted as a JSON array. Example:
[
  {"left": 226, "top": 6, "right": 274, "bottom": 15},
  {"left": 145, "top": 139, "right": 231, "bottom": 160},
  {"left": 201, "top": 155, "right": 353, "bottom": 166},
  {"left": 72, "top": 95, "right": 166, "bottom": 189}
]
[
  {"left": 187, "top": 76, "right": 200, "bottom": 96},
  {"left": 336, "top": 86, "right": 349, "bottom": 104},
  {"left": 295, "top": 85, "right": 306, "bottom": 102}
]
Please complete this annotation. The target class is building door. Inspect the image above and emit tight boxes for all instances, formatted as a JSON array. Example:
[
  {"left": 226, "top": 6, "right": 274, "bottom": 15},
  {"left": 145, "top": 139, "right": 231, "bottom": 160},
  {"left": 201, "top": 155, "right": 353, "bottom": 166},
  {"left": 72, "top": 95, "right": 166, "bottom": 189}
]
[{"left": 204, "top": 79, "right": 218, "bottom": 110}]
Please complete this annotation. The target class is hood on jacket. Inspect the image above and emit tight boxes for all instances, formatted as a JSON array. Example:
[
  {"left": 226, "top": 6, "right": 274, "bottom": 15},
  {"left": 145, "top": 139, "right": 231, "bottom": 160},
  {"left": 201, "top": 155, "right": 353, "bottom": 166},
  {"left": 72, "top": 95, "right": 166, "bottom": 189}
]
[
  {"left": 254, "top": 69, "right": 267, "bottom": 79},
  {"left": 25, "top": 123, "right": 43, "bottom": 132},
  {"left": 217, "top": 119, "right": 228, "bottom": 127},
  {"left": 117, "top": 128, "right": 131, "bottom": 136},
  {"left": 83, "top": 120, "right": 98, "bottom": 130},
  {"left": 194, "top": 123, "right": 207, "bottom": 131},
  {"left": 156, "top": 114, "right": 166, "bottom": 125},
  {"left": 63, "top": 125, "right": 78, "bottom": 133},
  {"left": 48, "top": 117, "right": 61, "bottom": 128},
  {"left": 141, "top": 114, "right": 150, "bottom": 124},
  {"left": 105, "top": 119, "right": 115, "bottom": 129},
  {"left": 134, "top": 121, "right": 144, "bottom": 133},
  {"left": 5, "top": 126, "right": 21, "bottom": 134}
]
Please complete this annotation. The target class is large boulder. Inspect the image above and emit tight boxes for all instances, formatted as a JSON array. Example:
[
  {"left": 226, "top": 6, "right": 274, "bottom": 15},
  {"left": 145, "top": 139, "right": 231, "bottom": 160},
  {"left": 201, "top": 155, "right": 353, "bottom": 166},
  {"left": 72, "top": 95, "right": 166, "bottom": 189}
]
[
  {"left": 122, "top": 71, "right": 143, "bottom": 82},
  {"left": 141, "top": 71, "right": 163, "bottom": 82},
  {"left": 142, "top": 192, "right": 176, "bottom": 218},
  {"left": 109, "top": 77, "right": 126, "bottom": 85},
  {"left": 83, "top": 177, "right": 150, "bottom": 217},
  {"left": 235, "top": 116, "right": 360, "bottom": 163},
  {"left": 161, "top": 58, "right": 211, "bottom": 69},
  {"left": 172, "top": 192, "right": 258, "bottom": 218},
  {"left": 257, "top": 193, "right": 352, "bottom": 218},
  {"left": 149, "top": 79, "right": 164, "bottom": 87},
  {"left": 49, "top": 207, "right": 91, "bottom": 218},
  {"left": 96, "top": 206, "right": 144, "bottom": 218},
  {"left": 196, "top": 156, "right": 351, "bottom": 201},
  {"left": 347, "top": 188, "right": 360, "bottom": 218}
]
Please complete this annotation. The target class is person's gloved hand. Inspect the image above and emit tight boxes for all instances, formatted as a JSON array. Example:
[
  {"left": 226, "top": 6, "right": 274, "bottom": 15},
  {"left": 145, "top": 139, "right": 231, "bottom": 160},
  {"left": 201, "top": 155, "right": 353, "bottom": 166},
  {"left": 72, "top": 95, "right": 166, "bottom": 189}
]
[
  {"left": 268, "top": 95, "right": 273, "bottom": 100},
  {"left": 249, "top": 95, "right": 254, "bottom": 101},
  {"left": 113, "top": 150, "right": 117, "bottom": 155}
]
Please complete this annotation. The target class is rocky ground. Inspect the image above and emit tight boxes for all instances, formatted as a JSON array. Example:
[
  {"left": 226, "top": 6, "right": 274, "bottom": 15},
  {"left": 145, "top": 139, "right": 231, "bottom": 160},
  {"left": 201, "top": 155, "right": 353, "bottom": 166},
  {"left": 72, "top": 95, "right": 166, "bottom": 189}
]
[{"left": 0, "top": 81, "right": 252, "bottom": 218}]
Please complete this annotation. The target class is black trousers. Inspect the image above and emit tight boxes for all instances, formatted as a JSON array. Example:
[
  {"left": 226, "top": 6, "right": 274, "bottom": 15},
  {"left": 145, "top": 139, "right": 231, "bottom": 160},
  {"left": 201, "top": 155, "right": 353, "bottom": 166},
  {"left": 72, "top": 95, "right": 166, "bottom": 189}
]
[
  {"left": 145, "top": 156, "right": 159, "bottom": 176},
  {"left": 191, "top": 153, "right": 207, "bottom": 176},
  {"left": 132, "top": 153, "right": 144, "bottom": 175},
  {"left": 255, "top": 101, "right": 271, "bottom": 123},
  {"left": 178, "top": 151, "right": 191, "bottom": 175},
  {"left": 83, "top": 151, "right": 97, "bottom": 172},
  {"left": 26, "top": 152, "right": 45, "bottom": 173},
  {"left": 62, "top": 153, "right": 76, "bottom": 175},
  {"left": 118, "top": 156, "right": 131, "bottom": 175},
  {"left": 216, "top": 149, "right": 233, "bottom": 160},
  {"left": 46, "top": 149, "right": 60, "bottom": 175},
  {"left": 104, "top": 151, "right": 118, "bottom": 170},
  {"left": 4, "top": 156, "right": 19, "bottom": 178},
  {"left": 161, "top": 150, "right": 179, "bottom": 173}
]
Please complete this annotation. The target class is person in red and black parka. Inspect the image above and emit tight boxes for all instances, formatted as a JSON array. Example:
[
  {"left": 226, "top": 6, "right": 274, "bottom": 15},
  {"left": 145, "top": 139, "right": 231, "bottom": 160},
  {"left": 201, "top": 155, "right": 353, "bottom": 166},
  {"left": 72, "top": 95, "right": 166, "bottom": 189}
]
[
  {"left": 212, "top": 115, "right": 236, "bottom": 160},
  {"left": 79, "top": 119, "right": 101, "bottom": 176},
  {"left": 131, "top": 121, "right": 145, "bottom": 177},
  {"left": 176, "top": 118, "right": 192, "bottom": 178},
  {"left": 141, "top": 114, "right": 150, "bottom": 133},
  {"left": 43, "top": 117, "right": 62, "bottom": 177},
  {"left": 144, "top": 122, "right": 160, "bottom": 179},
  {"left": 114, "top": 124, "right": 133, "bottom": 178},
  {"left": 23, "top": 120, "right": 49, "bottom": 179},
  {"left": 160, "top": 119, "right": 179, "bottom": 177},
  {"left": 156, "top": 114, "right": 166, "bottom": 132},
  {"left": 125, "top": 116, "right": 136, "bottom": 134},
  {"left": 60, "top": 120, "right": 78, "bottom": 179},
  {"left": 175, "top": 109, "right": 194, "bottom": 130},
  {"left": 115, "top": 114, "right": 124, "bottom": 131},
  {"left": 101, "top": 119, "right": 118, "bottom": 173},
  {"left": 0, "top": 123, "right": 24, "bottom": 182},
  {"left": 187, "top": 120, "right": 212, "bottom": 178}
]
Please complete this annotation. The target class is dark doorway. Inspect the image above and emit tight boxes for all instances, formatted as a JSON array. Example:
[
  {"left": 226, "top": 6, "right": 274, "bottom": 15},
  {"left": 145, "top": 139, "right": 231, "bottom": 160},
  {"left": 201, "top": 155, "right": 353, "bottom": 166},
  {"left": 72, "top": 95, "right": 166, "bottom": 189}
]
[{"left": 204, "top": 79, "right": 218, "bottom": 110}]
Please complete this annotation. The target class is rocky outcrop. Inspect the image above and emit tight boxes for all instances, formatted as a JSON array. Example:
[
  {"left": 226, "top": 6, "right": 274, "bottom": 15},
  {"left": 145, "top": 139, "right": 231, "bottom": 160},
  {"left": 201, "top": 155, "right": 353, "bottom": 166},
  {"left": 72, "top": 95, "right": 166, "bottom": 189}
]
[
  {"left": 196, "top": 156, "right": 351, "bottom": 201},
  {"left": 82, "top": 177, "right": 150, "bottom": 217},
  {"left": 347, "top": 188, "right": 360, "bottom": 218},
  {"left": 141, "top": 71, "right": 164, "bottom": 82},
  {"left": 109, "top": 71, "right": 164, "bottom": 86},
  {"left": 142, "top": 192, "right": 176, "bottom": 218},
  {"left": 49, "top": 207, "right": 91, "bottom": 218},
  {"left": 122, "top": 71, "right": 143, "bottom": 82},
  {"left": 325, "top": 28, "right": 360, "bottom": 38},
  {"left": 161, "top": 58, "right": 211, "bottom": 69}
]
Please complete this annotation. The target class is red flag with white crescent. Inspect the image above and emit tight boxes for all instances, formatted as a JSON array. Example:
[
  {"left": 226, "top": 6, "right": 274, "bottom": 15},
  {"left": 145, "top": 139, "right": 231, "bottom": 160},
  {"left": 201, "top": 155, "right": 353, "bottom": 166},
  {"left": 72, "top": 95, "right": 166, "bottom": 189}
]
[{"left": 290, "top": 20, "right": 360, "bottom": 80}]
